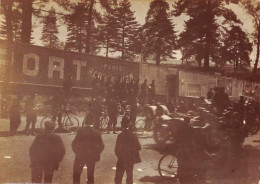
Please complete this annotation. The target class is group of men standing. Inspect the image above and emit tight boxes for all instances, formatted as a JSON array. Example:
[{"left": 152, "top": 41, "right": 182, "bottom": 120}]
[
  {"left": 9, "top": 94, "right": 38, "bottom": 135},
  {"left": 91, "top": 75, "right": 156, "bottom": 106},
  {"left": 29, "top": 114, "right": 141, "bottom": 184}
]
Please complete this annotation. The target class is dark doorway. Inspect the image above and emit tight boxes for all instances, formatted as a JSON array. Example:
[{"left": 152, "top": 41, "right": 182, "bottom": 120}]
[{"left": 166, "top": 75, "right": 178, "bottom": 101}]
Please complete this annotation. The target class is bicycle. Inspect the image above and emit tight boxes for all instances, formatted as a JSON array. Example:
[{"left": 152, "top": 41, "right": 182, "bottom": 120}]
[
  {"left": 41, "top": 108, "right": 79, "bottom": 131},
  {"left": 82, "top": 109, "right": 109, "bottom": 130},
  {"left": 158, "top": 128, "right": 248, "bottom": 184}
]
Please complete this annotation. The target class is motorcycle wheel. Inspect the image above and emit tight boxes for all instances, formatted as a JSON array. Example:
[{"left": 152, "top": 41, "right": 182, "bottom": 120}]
[
  {"left": 249, "top": 123, "right": 259, "bottom": 135},
  {"left": 153, "top": 126, "right": 169, "bottom": 144}
]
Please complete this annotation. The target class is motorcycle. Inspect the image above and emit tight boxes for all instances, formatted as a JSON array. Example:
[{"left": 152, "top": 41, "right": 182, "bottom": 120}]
[{"left": 153, "top": 114, "right": 190, "bottom": 145}]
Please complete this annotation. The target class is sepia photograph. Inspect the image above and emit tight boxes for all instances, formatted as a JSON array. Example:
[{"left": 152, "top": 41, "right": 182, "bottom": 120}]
[{"left": 0, "top": 0, "right": 259, "bottom": 183}]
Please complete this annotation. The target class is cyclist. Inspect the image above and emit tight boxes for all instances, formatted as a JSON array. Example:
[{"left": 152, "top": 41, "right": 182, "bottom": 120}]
[{"left": 143, "top": 104, "right": 157, "bottom": 130}]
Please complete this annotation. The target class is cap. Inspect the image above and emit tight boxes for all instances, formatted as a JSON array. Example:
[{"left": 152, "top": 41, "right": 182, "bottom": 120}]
[{"left": 44, "top": 121, "right": 56, "bottom": 130}]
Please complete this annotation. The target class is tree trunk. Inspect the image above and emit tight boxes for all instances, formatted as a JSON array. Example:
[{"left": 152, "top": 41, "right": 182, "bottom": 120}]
[
  {"left": 253, "top": 25, "right": 260, "bottom": 73},
  {"left": 156, "top": 38, "right": 162, "bottom": 65},
  {"left": 204, "top": 0, "right": 212, "bottom": 69},
  {"left": 2, "top": 0, "right": 14, "bottom": 82},
  {"left": 106, "top": 40, "right": 109, "bottom": 57},
  {"left": 21, "top": 0, "right": 33, "bottom": 43},
  {"left": 85, "top": 0, "right": 94, "bottom": 54},
  {"left": 121, "top": 26, "right": 125, "bottom": 59}
]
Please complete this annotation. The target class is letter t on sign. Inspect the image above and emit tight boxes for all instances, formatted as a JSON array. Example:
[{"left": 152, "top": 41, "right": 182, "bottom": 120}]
[
  {"left": 73, "top": 60, "right": 86, "bottom": 80},
  {"left": 48, "top": 56, "right": 64, "bottom": 79}
]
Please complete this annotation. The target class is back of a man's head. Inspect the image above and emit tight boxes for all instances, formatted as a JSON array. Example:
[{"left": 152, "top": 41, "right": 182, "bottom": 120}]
[{"left": 44, "top": 121, "right": 56, "bottom": 133}]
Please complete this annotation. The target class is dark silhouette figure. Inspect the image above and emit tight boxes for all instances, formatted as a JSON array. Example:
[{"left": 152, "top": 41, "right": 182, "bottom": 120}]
[
  {"left": 29, "top": 121, "right": 65, "bottom": 183},
  {"left": 51, "top": 93, "right": 65, "bottom": 128},
  {"left": 207, "top": 88, "right": 213, "bottom": 99},
  {"left": 148, "top": 80, "right": 155, "bottom": 104},
  {"left": 212, "top": 87, "right": 230, "bottom": 114},
  {"left": 140, "top": 79, "right": 148, "bottom": 105},
  {"left": 166, "top": 98, "right": 175, "bottom": 113},
  {"left": 9, "top": 96, "right": 22, "bottom": 135},
  {"left": 114, "top": 120, "right": 141, "bottom": 184},
  {"left": 63, "top": 76, "right": 73, "bottom": 102},
  {"left": 107, "top": 98, "right": 118, "bottom": 134},
  {"left": 72, "top": 125, "right": 104, "bottom": 184},
  {"left": 24, "top": 94, "right": 37, "bottom": 135}
]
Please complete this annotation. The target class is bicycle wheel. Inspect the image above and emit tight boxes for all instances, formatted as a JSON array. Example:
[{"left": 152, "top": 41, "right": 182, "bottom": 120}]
[
  {"left": 100, "top": 117, "right": 109, "bottom": 129},
  {"left": 249, "top": 120, "right": 260, "bottom": 135},
  {"left": 40, "top": 116, "right": 52, "bottom": 129},
  {"left": 158, "top": 153, "right": 178, "bottom": 178},
  {"left": 65, "top": 116, "right": 79, "bottom": 131}
]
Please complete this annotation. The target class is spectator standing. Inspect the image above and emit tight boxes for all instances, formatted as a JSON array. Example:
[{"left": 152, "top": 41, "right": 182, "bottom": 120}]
[
  {"left": 107, "top": 98, "right": 118, "bottom": 134},
  {"left": 140, "top": 79, "right": 148, "bottom": 106},
  {"left": 51, "top": 93, "right": 65, "bottom": 128},
  {"left": 72, "top": 124, "right": 104, "bottom": 184},
  {"left": 207, "top": 88, "right": 213, "bottom": 100},
  {"left": 9, "top": 96, "right": 22, "bottom": 135},
  {"left": 148, "top": 80, "right": 155, "bottom": 104},
  {"left": 24, "top": 94, "right": 38, "bottom": 135},
  {"left": 166, "top": 98, "right": 175, "bottom": 113},
  {"left": 63, "top": 76, "right": 73, "bottom": 102},
  {"left": 114, "top": 117, "right": 141, "bottom": 184},
  {"left": 29, "top": 121, "right": 65, "bottom": 183},
  {"left": 212, "top": 87, "right": 230, "bottom": 114}
]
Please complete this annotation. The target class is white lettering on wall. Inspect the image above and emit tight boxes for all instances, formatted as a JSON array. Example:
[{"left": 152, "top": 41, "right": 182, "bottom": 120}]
[
  {"left": 22, "top": 53, "right": 39, "bottom": 76},
  {"left": 73, "top": 60, "right": 86, "bottom": 80},
  {"left": 48, "top": 56, "right": 64, "bottom": 79}
]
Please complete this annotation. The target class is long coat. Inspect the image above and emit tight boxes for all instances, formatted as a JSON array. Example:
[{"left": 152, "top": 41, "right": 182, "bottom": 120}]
[
  {"left": 72, "top": 127, "right": 104, "bottom": 162},
  {"left": 115, "top": 129, "right": 141, "bottom": 166},
  {"left": 29, "top": 133, "right": 65, "bottom": 169}
]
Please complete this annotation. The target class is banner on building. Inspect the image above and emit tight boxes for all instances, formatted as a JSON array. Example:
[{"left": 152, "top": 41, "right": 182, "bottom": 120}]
[{"left": 0, "top": 40, "right": 140, "bottom": 89}]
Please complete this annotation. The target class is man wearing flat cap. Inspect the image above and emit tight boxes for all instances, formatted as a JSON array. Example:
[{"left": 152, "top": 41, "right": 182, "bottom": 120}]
[
  {"left": 72, "top": 123, "right": 104, "bottom": 184},
  {"left": 29, "top": 121, "right": 65, "bottom": 183},
  {"left": 115, "top": 112, "right": 141, "bottom": 184}
]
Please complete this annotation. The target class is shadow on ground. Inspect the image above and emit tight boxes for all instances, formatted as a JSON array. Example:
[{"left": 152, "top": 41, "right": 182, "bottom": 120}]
[{"left": 139, "top": 176, "right": 178, "bottom": 184}]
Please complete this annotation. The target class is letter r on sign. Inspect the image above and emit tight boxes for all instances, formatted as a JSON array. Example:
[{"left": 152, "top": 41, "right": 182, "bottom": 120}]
[{"left": 48, "top": 56, "right": 64, "bottom": 79}]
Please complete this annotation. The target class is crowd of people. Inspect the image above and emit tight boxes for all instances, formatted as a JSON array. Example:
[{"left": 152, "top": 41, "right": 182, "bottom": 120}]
[{"left": 4, "top": 75, "right": 260, "bottom": 183}]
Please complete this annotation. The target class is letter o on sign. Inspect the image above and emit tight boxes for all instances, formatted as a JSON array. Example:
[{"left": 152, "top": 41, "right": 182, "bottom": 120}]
[{"left": 22, "top": 53, "right": 40, "bottom": 76}]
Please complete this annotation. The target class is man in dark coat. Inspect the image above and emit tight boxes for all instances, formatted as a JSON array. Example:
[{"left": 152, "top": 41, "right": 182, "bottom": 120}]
[
  {"left": 148, "top": 80, "right": 155, "bottom": 104},
  {"left": 115, "top": 118, "right": 141, "bottom": 184},
  {"left": 24, "top": 94, "right": 38, "bottom": 135},
  {"left": 72, "top": 124, "right": 104, "bottom": 184},
  {"left": 29, "top": 121, "right": 65, "bottom": 183},
  {"left": 212, "top": 87, "right": 230, "bottom": 114},
  {"left": 107, "top": 98, "right": 118, "bottom": 134},
  {"left": 9, "top": 96, "right": 22, "bottom": 135}
]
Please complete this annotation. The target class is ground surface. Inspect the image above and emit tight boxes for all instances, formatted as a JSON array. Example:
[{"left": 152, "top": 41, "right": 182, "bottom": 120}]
[{"left": 0, "top": 116, "right": 259, "bottom": 184}]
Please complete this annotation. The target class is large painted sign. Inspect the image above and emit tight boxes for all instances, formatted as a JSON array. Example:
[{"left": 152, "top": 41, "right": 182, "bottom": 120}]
[{"left": 0, "top": 40, "right": 140, "bottom": 88}]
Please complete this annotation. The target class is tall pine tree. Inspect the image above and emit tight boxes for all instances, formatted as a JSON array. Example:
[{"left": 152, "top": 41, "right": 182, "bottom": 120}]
[
  {"left": 114, "top": 0, "right": 140, "bottom": 59},
  {"left": 174, "top": 0, "right": 241, "bottom": 69},
  {"left": 241, "top": 0, "right": 260, "bottom": 73},
  {"left": 219, "top": 26, "right": 252, "bottom": 70},
  {"left": 0, "top": 2, "right": 22, "bottom": 42},
  {"left": 65, "top": 3, "right": 88, "bottom": 53},
  {"left": 143, "top": 0, "right": 176, "bottom": 65},
  {"left": 97, "top": 10, "right": 119, "bottom": 57},
  {"left": 65, "top": 2, "right": 102, "bottom": 54},
  {"left": 40, "top": 7, "right": 59, "bottom": 48}
]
